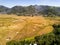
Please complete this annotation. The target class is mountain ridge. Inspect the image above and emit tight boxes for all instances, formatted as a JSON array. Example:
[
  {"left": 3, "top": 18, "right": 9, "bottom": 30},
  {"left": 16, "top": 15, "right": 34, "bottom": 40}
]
[{"left": 0, "top": 5, "right": 60, "bottom": 16}]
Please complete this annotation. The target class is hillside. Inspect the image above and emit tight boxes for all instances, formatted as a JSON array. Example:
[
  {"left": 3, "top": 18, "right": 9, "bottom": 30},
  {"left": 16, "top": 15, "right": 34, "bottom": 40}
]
[
  {"left": 0, "top": 5, "right": 60, "bottom": 16},
  {"left": 0, "top": 14, "right": 60, "bottom": 45}
]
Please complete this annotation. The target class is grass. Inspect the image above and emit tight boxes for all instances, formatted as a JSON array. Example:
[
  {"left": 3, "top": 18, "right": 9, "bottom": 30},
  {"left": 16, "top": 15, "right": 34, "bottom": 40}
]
[{"left": 0, "top": 14, "right": 60, "bottom": 45}]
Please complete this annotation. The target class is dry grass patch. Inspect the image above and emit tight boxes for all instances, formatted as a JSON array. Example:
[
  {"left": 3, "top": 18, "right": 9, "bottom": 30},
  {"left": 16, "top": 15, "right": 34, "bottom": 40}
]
[{"left": 0, "top": 15, "right": 60, "bottom": 45}]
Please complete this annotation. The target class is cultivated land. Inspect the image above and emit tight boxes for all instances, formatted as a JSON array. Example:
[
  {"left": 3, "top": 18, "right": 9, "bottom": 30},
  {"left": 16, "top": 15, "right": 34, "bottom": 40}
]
[{"left": 0, "top": 14, "right": 60, "bottom": 45}]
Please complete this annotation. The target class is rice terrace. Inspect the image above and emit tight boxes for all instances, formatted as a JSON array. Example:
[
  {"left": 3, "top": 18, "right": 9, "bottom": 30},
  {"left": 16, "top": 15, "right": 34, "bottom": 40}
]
[
  {"left": 0, "top": 0, "right": 60, "bottom": 45},
  {"left": 0, "top": 14, "right": 59, "bottom": 45}
]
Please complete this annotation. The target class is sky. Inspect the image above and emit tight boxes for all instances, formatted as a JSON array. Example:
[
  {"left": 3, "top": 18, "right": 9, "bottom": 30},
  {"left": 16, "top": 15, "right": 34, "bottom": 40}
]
[{"left": 0, "top": 0, "right": 60, "bottom": 8}]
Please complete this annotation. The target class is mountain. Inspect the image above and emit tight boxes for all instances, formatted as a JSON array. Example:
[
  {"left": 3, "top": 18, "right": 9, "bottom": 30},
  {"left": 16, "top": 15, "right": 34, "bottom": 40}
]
[
  {"left": 34, "top": 5, "right": 60, "bottom": 16},
  {"left": 0, "top": 5, "right": 10, "bottom": 14},
  {"left": 0, "top": 5, "right": 60, "bottom": 16},
  {"left": 10, "top": 6, "right": 26, "bottom": 14},
  {"left": 34, "top": 5, "right": 49, "bottom": 12}
]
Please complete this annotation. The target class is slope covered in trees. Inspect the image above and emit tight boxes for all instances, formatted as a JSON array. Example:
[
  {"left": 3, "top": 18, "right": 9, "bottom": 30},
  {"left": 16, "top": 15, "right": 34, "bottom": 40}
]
[{"left": 0, "top": 5, "right": 60, "bottom": 16}]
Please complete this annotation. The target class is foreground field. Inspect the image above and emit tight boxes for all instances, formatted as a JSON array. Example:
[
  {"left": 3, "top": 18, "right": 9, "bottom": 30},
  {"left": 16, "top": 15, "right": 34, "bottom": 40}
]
[{"left": 0, "top": 14, "right": 60, "bottom": 45}]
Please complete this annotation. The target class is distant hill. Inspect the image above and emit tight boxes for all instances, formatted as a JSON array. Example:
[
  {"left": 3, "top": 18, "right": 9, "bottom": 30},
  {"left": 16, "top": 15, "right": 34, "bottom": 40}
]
[
  {"left": 0, "top": 5, "right": 10, "bottom": 14},
  {"left": 0, "top": 5, "right": 60, "bottom": 16},
  {"left": 34, "top": 5, "right": 60, "bottom": 16}
]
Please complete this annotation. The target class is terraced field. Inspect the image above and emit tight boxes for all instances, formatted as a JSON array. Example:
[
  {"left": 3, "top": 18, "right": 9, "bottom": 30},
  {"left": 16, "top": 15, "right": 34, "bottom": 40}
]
[{"left": 0, "top": 14, "right": 60, "bottom": 45}]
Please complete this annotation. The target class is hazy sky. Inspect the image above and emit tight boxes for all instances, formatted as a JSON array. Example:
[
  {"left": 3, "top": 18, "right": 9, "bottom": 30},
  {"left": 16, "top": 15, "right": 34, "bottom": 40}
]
[{"left": 0, "top": 0, "right": 60, "bottom": 8}]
